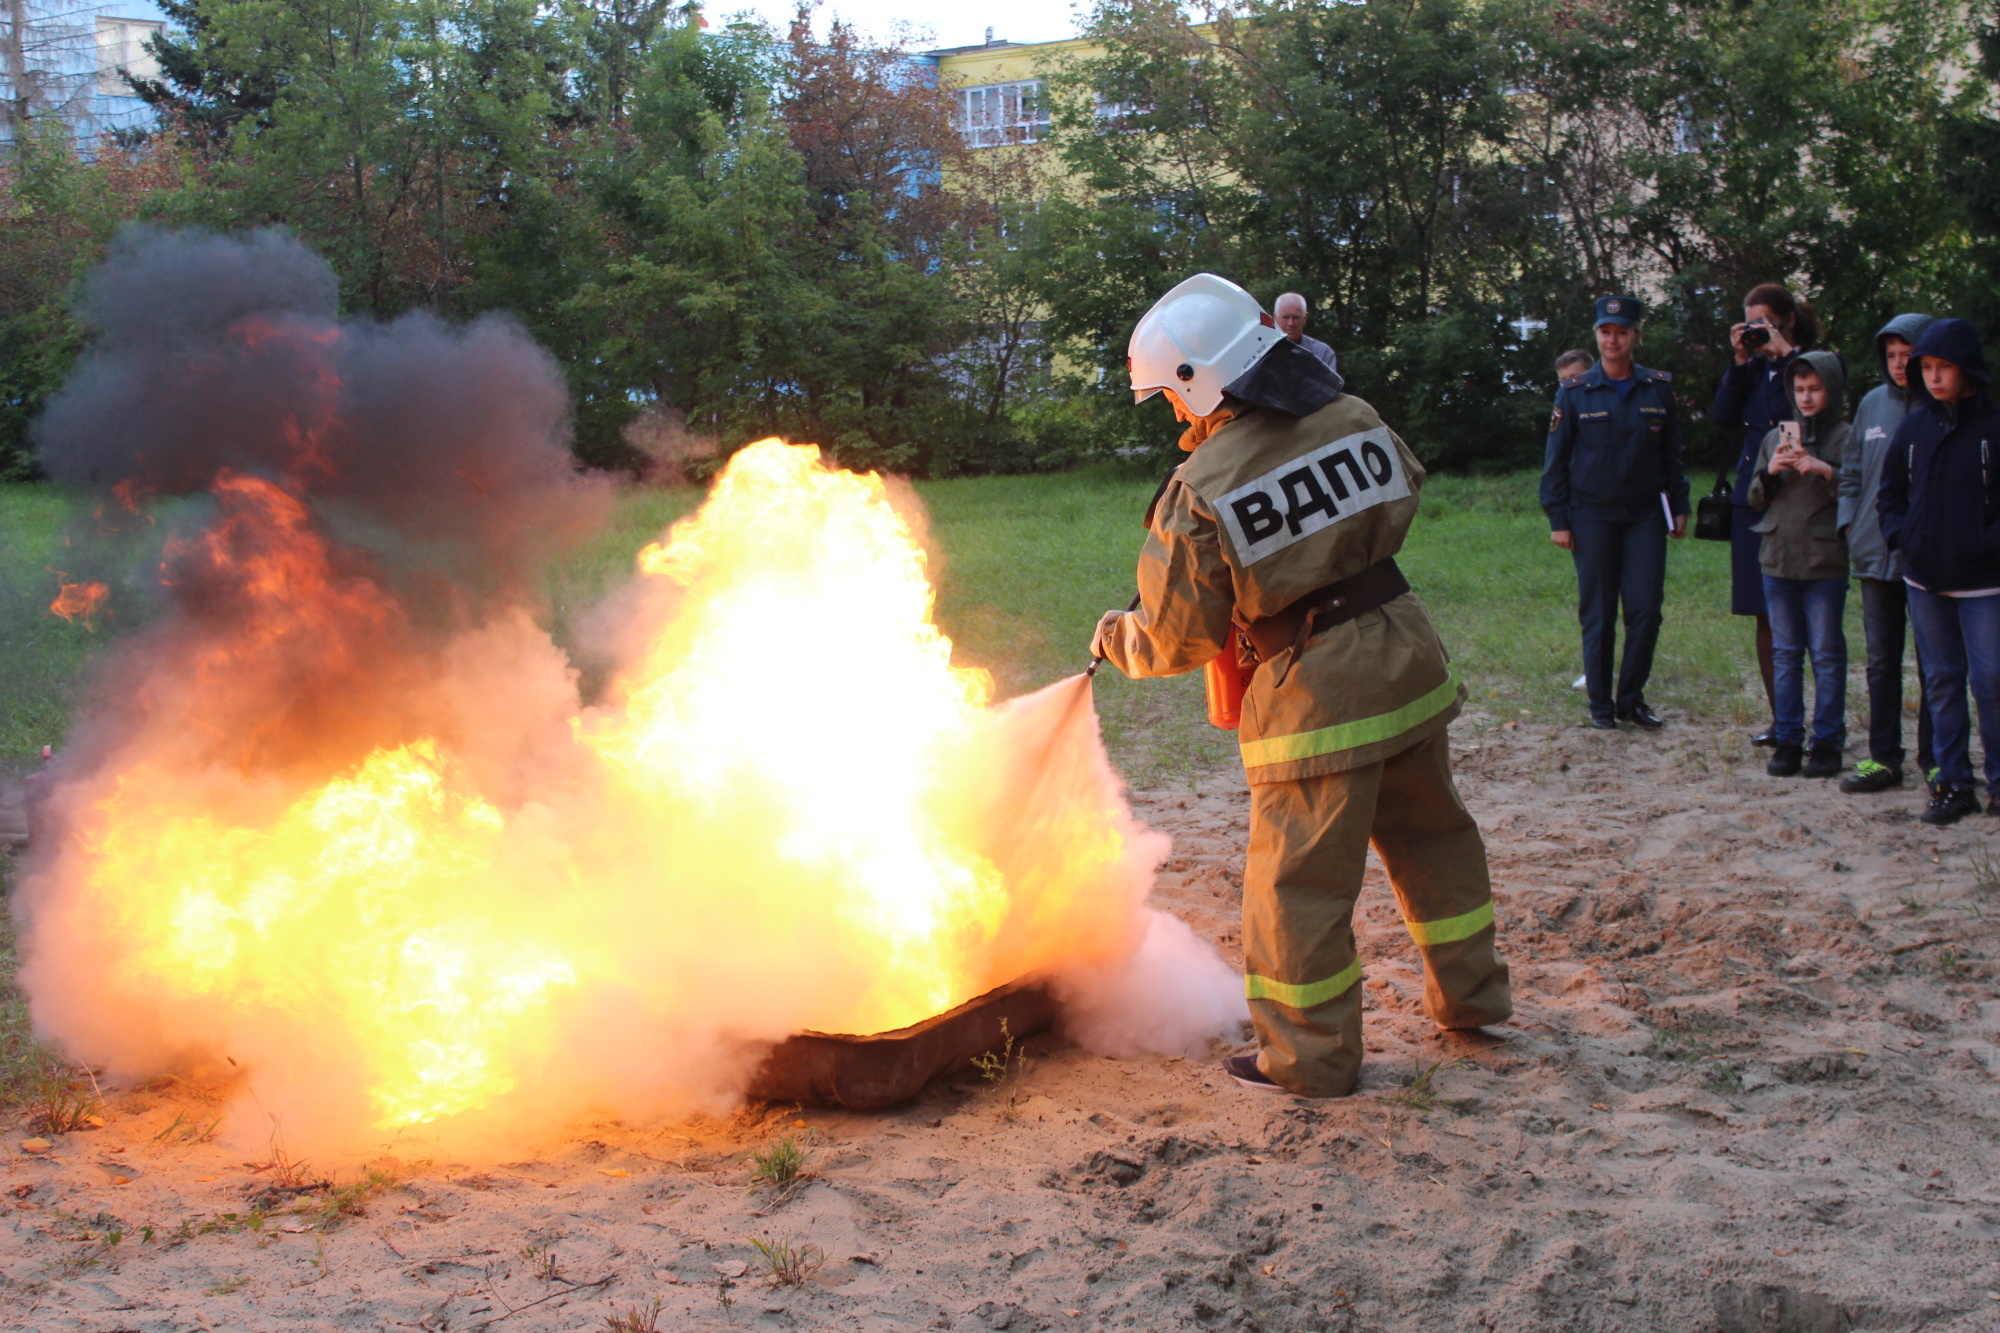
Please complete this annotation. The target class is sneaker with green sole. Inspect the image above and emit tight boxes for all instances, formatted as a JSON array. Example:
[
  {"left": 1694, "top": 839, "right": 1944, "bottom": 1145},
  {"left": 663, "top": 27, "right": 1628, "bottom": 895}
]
[{"left": 1839, "top": 759, "right": 1903, "bottom": 794}]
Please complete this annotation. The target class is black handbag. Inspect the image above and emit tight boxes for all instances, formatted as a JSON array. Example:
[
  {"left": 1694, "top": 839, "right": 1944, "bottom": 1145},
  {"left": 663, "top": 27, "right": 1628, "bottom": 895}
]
[{"left": 1693, "top": 467, "right": 1733, "bottom": 541}]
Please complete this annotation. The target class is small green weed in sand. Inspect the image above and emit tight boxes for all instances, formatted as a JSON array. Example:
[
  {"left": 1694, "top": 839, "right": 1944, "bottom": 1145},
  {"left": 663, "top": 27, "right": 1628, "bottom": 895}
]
[
  {"left": 523, "top": 1240, "right": 562, "bottom": 1282},
  {"left": 747, "top": 1131, "right": 814, "bottom": 1195},
  {"left": 293, "top": 1168, "right": 396, "bottom": 1232},
  {"left": 1968, "top": 844, "right": 2000, "bottom": 897},
  {"left": 150, "top": 1109, "right": 222, "bottom": 1146},
  {"left": 1378, "top": 1055, "right": 1469, "bottom": 1113},
  {"left": 603, "top": 1296, "right": 664, "bottom": 1332},
  {"left": 23, "top": 1055, "right": 102, "bottom": 1134},
  {"left": 747, "top": 1234, "right": 825, "bottom": 1287},
  {"left": 972, "top": 1017, "right": 1016, "bottom": 1083}
]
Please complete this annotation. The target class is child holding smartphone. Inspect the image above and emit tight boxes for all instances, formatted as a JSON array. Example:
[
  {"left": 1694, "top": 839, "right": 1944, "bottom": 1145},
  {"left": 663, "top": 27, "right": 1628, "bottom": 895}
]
[{"left": 1748, "top": 353, "right": 1852, "bottom": 777}]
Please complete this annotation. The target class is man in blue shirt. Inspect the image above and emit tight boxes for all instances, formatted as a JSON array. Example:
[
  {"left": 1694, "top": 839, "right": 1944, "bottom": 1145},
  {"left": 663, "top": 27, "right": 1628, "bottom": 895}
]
[{"left": 1541, "top": 295, "right": 1691, "bottom": 729}]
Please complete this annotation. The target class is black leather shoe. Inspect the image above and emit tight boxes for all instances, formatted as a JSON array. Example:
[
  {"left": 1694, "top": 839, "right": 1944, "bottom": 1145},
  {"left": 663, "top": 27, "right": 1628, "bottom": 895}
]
[
  {"left": 1750, "top": 728, "right": 1778, "bottom": 748},
  {"left": 1616, "top": 703, "right": 1664, "bottom": 730},
  {"left": 1588, "top": 716, "right": 1618, "bottom": 730},
  {"left": 1801, "top": 744, "right": 1843, "bottom": 779},
  {"left": 1766, "top": 742, "right": 1803, "bottom": 777}
]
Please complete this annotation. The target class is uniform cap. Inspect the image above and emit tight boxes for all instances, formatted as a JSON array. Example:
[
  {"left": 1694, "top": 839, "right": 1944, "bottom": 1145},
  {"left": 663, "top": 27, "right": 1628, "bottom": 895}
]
[{"left": 1594, "top": 295, "right": 1644, "bottom": 328}]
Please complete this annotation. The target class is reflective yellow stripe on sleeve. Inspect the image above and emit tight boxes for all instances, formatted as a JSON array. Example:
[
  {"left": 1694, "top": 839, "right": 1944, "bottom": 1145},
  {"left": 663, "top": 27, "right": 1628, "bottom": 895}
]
[
  {"left": 1244, "top": 958, "right": 1362, "bottom": 1010},
  {"left": 1404, "top": 900, "right": 1494, "bottom": 947},
  {"left": 1238, "top": 667, "right": 1460, "bottom": 769}
]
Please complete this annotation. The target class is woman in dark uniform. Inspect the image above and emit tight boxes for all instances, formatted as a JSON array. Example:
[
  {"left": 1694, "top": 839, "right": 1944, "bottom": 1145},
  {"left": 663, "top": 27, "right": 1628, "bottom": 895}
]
[{"left": 1712, "top": 282, "right": 1821, "bottom": 746}]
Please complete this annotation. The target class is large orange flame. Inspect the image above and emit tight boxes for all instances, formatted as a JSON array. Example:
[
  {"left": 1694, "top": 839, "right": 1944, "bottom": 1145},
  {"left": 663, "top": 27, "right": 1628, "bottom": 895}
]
[{"left": 23, "top": 439, "right": 1180, "bottom": 1151}]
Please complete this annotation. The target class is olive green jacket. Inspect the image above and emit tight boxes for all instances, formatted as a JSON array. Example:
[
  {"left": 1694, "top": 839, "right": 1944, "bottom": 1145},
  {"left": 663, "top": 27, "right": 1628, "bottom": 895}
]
[
  {"left": 1100, "top": 394, "right": 1461, "bottom": 784},
  {"left": 1748, "top": 348, "right": 1851, "bottom": 581}
]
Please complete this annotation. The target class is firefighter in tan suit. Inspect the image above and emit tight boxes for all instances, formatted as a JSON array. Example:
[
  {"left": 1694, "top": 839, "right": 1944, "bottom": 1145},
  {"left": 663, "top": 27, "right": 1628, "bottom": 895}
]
[{"left": 1094, "top": 274, "right": 1511, "bottom": 1096}]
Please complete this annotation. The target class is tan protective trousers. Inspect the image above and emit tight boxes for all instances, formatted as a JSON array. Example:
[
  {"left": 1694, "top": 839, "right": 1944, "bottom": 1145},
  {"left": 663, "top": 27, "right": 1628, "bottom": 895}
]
[{"left": 1243, "top": 729, "right": 1511, "bottom": 1096}]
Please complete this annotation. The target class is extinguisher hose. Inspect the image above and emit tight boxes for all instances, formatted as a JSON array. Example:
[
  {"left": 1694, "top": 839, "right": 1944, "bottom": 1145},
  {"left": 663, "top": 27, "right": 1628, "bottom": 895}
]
[{"left": 1086, "top": 594, "right": 1144, "bottom": 678}]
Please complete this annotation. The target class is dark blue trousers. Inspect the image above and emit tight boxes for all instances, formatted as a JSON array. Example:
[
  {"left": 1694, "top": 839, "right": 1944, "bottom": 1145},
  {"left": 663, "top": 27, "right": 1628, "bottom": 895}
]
[
  {"left": 1908, "top": 586, "right": 2000, "bottom": 792},
  {"left": 1570, "top": 509, "right": 1667, "bottom": 722}
]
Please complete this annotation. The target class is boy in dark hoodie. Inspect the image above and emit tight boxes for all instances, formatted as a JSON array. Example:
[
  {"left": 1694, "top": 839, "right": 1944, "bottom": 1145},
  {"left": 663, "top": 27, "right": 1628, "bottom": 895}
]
[
  {"left": 1748, "top": 352, "right": 1851, "bottom": 778},
  {"left": 1878, "top": 318, "right": 2000, "bottom": 825},
  {"left": 1838, "top": 314, "right": 1935, "bottom": 793}
]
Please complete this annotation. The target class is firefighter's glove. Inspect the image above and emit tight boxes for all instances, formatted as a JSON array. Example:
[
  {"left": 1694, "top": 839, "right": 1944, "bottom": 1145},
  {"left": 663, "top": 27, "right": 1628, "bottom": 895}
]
[{"left": 1092, "top": 610, "right": 1127, "bottom": 660}]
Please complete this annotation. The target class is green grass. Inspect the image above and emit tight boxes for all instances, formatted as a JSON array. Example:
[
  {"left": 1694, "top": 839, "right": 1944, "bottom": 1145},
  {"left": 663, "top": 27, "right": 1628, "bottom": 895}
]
[
  {"left": 0, "top": 485, "right": 105, "bottom": 776},
  {"left": 1407, "top": 473, "right": 1763, "bottom": 728},
  {"left": 0, "top": 851, "right": 33, "bottom": 1103}
]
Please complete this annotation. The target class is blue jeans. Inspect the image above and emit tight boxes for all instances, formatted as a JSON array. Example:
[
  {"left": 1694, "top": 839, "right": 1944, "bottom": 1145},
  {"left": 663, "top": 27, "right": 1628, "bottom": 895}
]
[
  {"left": 1907, "top": 586, "right": 2000, "bottom": 792},
  {"left": 1762, "top": 575, "right": 1847, "bottom": 748},
  {"left": 1857, "top": 577, "right": 1933, "bottom": 772},
  {"left": 1570, "top": 509, "right": 1667, "bottom": 721}
]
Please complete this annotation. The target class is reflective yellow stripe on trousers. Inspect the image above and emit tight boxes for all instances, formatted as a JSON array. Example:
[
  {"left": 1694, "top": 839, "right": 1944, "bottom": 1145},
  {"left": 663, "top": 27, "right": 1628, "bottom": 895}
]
[
  {"left": 1244, "top": 958, "right": 1362, "bottom": 1010},
  {"left": 1239, "top": 667, "right": 1461, "bottom": 770},
  {"left": 1403, "top": 900, "right": 1493, "bottom": 947}
]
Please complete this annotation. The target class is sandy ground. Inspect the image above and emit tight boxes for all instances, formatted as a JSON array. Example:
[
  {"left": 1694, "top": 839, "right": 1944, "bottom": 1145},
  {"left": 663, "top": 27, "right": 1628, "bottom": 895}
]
[{"left": 4, "top": 715, "right": 2000, "bottom": 1332}]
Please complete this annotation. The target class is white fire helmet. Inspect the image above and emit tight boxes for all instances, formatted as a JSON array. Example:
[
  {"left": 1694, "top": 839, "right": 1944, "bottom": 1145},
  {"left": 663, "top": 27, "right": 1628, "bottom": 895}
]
[{"left": 1128, "top": 273, "right": 1283, "bottom": 418}]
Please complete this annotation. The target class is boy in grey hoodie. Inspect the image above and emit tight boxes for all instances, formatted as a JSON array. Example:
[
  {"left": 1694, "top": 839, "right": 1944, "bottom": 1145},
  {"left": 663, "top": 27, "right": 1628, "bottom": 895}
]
[{"left": 1837, "top": 313, "right": 1935, "bottom": 792}]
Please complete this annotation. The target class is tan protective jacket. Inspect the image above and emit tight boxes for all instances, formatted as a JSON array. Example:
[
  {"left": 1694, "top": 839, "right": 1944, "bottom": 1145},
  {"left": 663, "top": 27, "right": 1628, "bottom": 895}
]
[{"left": 1102, "top": 394, "right": 1462, "bottom": 785}]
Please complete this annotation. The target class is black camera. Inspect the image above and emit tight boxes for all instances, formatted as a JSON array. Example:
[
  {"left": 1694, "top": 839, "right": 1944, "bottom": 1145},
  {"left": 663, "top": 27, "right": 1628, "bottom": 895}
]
[{"left": 1741, "top": 321, "right": 1772, "bottom": 350}]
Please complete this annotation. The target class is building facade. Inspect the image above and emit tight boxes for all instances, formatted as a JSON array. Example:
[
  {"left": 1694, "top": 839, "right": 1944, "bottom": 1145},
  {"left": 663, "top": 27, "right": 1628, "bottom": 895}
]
[{"left": 2, "top": 0, "right": 166, "bottom": 147}]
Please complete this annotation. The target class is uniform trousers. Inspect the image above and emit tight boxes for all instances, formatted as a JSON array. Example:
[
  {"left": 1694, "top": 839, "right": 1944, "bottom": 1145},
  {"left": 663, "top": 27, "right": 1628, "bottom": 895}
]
[
  {"left": 1570, "top": 508, "right": 1667, "bottom": 722},
  {"left": 1242, "top": 729, "right": 1512, "bottom": 1097}
]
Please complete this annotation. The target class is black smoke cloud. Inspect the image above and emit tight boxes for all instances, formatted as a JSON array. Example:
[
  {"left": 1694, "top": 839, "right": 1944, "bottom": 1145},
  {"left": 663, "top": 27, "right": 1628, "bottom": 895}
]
[
  {"left": 36, "top": 226, "right": 608, "bottom": 603},
  {"left": 32, "top": 226, "right": 610, "bottom": 782}
]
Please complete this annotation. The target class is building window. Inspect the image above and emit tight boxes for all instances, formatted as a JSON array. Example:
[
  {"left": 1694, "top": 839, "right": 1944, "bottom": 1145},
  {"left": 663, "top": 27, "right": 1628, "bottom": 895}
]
[
  {"left": 96, "top": 17, "right": 164, "bottom": 97},
  {"left": 955, "top": 80, "right": 1048, "bottom": 148}
]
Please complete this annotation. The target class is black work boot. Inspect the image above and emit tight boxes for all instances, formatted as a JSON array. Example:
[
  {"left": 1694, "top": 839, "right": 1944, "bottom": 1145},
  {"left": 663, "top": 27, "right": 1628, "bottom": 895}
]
[
  {"left": 1801, "top": 745, "right": 1843, "bottom": 779},
  {"left": 1921, "top": 785, "right": 1981, "bottom": 826},
  {"left": 1840, "top": 759, "right": 1903, "bottom": 793},
  {"left": 1766, "top": 742, "right": 1803, "bottom": 777}
]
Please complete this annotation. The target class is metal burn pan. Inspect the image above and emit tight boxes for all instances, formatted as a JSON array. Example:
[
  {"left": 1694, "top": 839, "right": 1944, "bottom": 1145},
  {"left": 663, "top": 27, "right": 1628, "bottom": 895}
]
[{"left": 744, "top": 975, "right": 1057, "bottom": 1110}]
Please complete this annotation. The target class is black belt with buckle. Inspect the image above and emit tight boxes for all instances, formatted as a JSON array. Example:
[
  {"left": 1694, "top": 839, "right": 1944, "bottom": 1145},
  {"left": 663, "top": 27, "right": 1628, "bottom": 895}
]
[{"left": 1243, "top": 559, "right": 1410, "bottom": 663}]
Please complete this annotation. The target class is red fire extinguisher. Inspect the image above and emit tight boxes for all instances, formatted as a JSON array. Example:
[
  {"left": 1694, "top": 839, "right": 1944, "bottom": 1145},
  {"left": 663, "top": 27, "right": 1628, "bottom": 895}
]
[{"left": 1205, "top": 624, "right": 1255, "bottom": 730}]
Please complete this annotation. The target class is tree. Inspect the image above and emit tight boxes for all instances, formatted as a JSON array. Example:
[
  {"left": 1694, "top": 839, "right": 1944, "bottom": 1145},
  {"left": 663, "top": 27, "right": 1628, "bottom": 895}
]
[
  {"left": 1038, "top": 0, "right": 1562, "bottom": 470},
  {"left": 0, "top": 123, "right": 187, "bottom": 477}
]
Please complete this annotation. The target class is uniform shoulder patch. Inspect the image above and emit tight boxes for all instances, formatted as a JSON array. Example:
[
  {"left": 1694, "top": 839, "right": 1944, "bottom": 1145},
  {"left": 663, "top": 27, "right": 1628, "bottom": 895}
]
[
  {"left": 1649, "top": 368, "right": 1673, "bottom": 383},
  {"left": 1215, "top": 426, "right": 1413, "bottom": 565},
  {"left": 1560, "top": 373, "right": 1584, "bottom": 389},
  {"left": 1549, "top": 407, "right": 1563, "bottom": 433}
]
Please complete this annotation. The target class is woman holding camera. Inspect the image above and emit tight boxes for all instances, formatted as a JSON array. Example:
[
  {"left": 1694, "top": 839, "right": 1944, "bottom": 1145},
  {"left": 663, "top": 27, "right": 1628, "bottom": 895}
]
[{"left": 1713, "top": 283, "right": 1822, "bottom": 746}]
